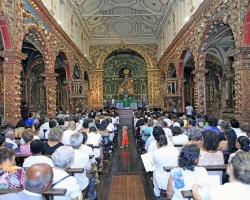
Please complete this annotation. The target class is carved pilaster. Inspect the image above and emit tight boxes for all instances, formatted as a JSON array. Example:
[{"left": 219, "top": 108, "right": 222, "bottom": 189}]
[
  {"left": 147, "top": 69, "right": 161, "bottom": 108},
  {"left": 231, "top": 48, "right": 250, "bottom": 122},
  {"left": 44, "top": 73, "right": 58, "bottom": 118},
  {"left": 89, "top": 70, "right": 103, "bottom": 109},
  {"left": 192, "top": 68, "right": 208, "bottom": 114},
  {"left": 0, "top": 51, "right": 27, "bottom": 124}
]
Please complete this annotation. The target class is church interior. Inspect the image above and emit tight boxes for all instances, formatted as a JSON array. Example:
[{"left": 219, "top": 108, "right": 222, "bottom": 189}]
[{"left": 0, "top": 0, "right": 250, "bottom": 200}]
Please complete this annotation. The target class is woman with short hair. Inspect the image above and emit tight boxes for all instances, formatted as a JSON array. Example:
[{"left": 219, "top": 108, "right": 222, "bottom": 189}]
[
  {"left": 166, "top": 144, "right": 208, "bottom": 200},
  {"left": 0, "top": 148, "right": 25, "bottom": 189},
  {"left": 51, "top": 146, "right": 80, "bottom": 200},
  {"left": 43, "top": 126, "right": 64, "bottom": 154},
  {"left": 19, "top": 128, "right": 34, "bottom": 154},
  {"left": 198, "top": 131, "right": 224, "bottom": 166}
]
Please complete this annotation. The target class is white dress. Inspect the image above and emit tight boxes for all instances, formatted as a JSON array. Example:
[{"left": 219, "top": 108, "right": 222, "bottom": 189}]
[{"left": 171, "top": 166, "right": 208, "bottom": 200}]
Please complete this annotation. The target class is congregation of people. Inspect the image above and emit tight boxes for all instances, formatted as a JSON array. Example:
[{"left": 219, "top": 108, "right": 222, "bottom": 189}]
[
  {"left": 0, "top": 102, "right": 250, "bottom": 200},
  {"left": 0, "top": 109, "right": 120, "bottom": 200},
  {"left": 133, "top": 105, "right": 250, "bottom": 200}
]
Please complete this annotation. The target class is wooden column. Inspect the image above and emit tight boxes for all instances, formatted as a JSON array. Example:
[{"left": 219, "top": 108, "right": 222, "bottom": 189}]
[
  {"left": 231, "top": 48, "right": 250, "bottom": 122},
  {"left": 0, "top": 51, "right": 27, "bottom": 124},
  {"left": 192, "top": 68, "right": 208, "bottom": 114},
  {"left": 44, "top": 73, "right": 58, "bottom": 118}
]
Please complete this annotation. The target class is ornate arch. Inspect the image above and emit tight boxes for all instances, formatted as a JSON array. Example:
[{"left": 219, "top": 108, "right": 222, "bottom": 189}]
[
  {"left": 90, "top": 44, "right": 157, "bottom": 70},
  {"left": 0, "top": 9, "right": 12, "bottom": 51}
]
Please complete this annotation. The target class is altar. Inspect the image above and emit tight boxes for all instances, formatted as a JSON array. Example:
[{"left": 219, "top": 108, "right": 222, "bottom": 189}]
[{"left": 116, "top": 100, "right": 138, "bottom": 109}]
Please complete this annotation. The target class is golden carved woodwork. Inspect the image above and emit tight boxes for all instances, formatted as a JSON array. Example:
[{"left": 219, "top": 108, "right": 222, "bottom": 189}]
[
  {"left": 89, "top": 44, "right": 160, "bottom": 108},
  {"left": 159, "top": 0, "right": 250, "bottom": 115},
  {"left": 89, "top": 70, "right": 103, "bottom": 109}
]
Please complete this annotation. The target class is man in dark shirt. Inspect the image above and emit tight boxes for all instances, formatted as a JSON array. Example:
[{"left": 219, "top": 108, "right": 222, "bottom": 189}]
[{"left": 21, "top": 102, "right": 29, "bottom": 121}]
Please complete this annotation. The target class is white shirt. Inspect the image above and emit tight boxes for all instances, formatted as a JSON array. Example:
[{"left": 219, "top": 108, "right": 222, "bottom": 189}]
[
  {"left": 75, "top": 122, "right": 83, "bottom": 132},
  {"left": 163, "top": 127, "right": 172, "bottom": 139},
  {"left": 231, "top": 128, "right": 247, "bottom": 138},
  {"left": 172, "top": 134, "right": 189, "bottom": 145},
  {"left": 79, "top": 144, "right": 96, "bottom": 169},
  {"left": 171, "top": 166, "right": 208, "bottom": 200},
  {"left": 186, "top": 106, "right": 193, "bottom": 115},
  {"left": 164, "top": 118, "right": 173, "bottom": 127},
  {"left": 23, "top": 155, "right": 55, "bottom": 168},
  {"left": 52, "top": 168, "right": 79, "bottom": 200},
  {"left": 148, "top": 140, "right": 174, "bottom": 153},
  {"left": 87, "top": 132, "right": 102, "bottom": 158},
  {"left": 38, "top": 122, "right": 50, "bottom": 139},
  {"left": 61, "top": 130, "right": 77, "bottom": 145},
  {"left": 70, "top": 149, "right": 89, "bottom": 190},
  {"left": 208, "top": 182, "right": 250, "bottom": 200},
  {"left": 145, "top": 134, "right": 154, "bottom": 151},
  {"left": 153, "top": 146, "right": 179, "bottom": 190}
]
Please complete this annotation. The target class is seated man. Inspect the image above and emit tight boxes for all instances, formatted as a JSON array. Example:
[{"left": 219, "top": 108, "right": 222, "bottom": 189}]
[
  {"left": 23, "top": 140, "right": 54, "bottom": 168},
  {"left": 0, "top": 163, "right": 53, "bottom": 200}
]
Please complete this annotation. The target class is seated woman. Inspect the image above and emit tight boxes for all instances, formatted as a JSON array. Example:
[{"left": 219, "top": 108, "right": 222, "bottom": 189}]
[
  {"left": 43, "top": 126, "right": 64, "bottom": 154},
  {"left": 0, "top": 148, "right": 25, "bottom": 189},
  {"left": 166, "top": 144, "right": 208, "bottom": 200},
  {"left": 218, "top": 128, "right": 237, "bottom": 152},
  {"left": 148, "top": 126, "right": 174, "bottom": 153},
  {"left": 228, "top": 136, "right": 250, "bottom": 162},
  {"left": 188, "top": 127, "right": 202, "bottom": 148},
  {"left": 153, "top": 133, "right": 179, "bottom": 197},
  {"left": 51, "top": 146, "right": 80, "bottom": 200},
  {"left": 193, "top": 151, "right": 250, "bottom": 200},
  {"left": 144, "top": 119, "right": 154, "bottom": 142},
  {"left": 171, "top": 126, "right": 189, "bottom": 145},
  {"left": 19, "top": 128, "right": 34, "bottom": 154},
  {"left": 198, "top": 131, "right": 224, "bottom": 166}
]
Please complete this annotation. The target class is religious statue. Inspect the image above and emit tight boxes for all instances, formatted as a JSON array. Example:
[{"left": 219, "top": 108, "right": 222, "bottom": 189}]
[{"left": 118, "top": 68, "right": 134, "bottom": 95}]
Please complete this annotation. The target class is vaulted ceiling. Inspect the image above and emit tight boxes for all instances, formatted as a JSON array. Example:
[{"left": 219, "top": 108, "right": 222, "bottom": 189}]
[{"left": 70, "top": 0, "right": 176, "bottom": 44}]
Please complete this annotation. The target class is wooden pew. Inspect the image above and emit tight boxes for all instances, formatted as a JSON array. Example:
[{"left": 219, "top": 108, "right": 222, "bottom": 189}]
[
  {"left": 163, "top": 165, "right": 227, "bottom": 172},
  {"left": 0, "top": 188, "right": 67, "bottom": 200},
  {"left": 65, "top": 167, "right": 84, "bottom": 175},
  {"left": 16, "top": 154, "right": 52, "bottom": 158},
  {"left": 16, "top": 154, "right": 93, "bottom": 159},
  {"left": 87, "top": 144, "right": 101, "bottom": 149},
  {"left": 23, "top": 167, "right": 84, "bottom": 175},
  {"left": 181, "top": 190, "right": 193, "bottom": 200}
]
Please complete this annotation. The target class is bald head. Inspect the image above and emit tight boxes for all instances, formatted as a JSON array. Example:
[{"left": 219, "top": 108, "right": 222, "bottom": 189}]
[
  {"left": 25, "top": 163, "right": 53, "bottom": 194},
  {"left": 67, "top": 121, "right": 76, "bottom": 130}
]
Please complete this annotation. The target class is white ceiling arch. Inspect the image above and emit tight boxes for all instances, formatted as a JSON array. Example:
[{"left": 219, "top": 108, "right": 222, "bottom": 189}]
[{"left": 69, "top": 0, "right": 176, "bottom": 44}]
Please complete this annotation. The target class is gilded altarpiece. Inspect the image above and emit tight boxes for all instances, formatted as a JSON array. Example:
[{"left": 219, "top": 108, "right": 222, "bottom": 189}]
[
  {"left": 89, "top": 70, "right": 103, "bottom": 109},
  {"left": 103, "top": 54, "right": 147, "bottom": 101},
  {"left": 148, "top": 70, "right": 161, "bottom": 108}
]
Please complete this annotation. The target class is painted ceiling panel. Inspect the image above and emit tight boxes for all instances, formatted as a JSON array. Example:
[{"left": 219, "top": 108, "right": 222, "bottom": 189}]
[{"left": 71, "top": 0, "right": 175, "bottom": 43}]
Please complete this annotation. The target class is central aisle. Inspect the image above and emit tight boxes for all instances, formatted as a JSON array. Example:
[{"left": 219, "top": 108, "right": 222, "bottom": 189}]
[{"left": 96, "top": 126, "right": 156, "bottom": 200}]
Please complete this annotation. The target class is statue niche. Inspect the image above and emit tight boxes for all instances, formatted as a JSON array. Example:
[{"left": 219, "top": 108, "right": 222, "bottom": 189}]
[{"left": 118, "top": 68, "right": 134, "bottom": 95}]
